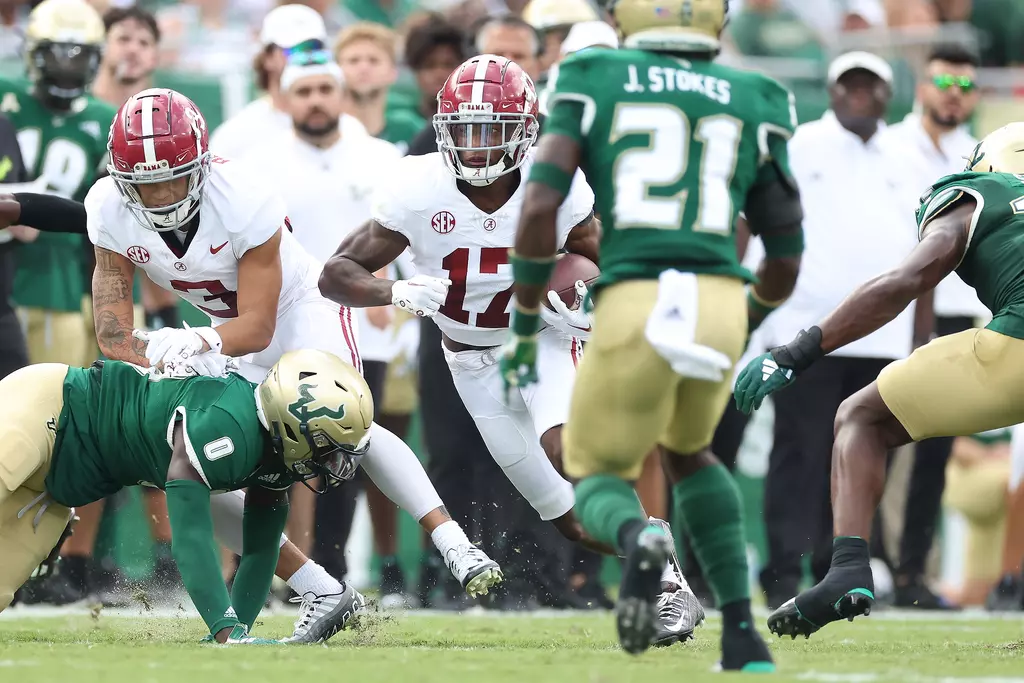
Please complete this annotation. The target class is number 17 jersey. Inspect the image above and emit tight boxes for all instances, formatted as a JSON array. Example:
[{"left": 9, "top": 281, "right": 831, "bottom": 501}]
[
  {"left": 542, "top": 49, "right": 797, "bottom": 288},
  {"left": 372, "top": 151, "right": 594, "bottom": 347}
]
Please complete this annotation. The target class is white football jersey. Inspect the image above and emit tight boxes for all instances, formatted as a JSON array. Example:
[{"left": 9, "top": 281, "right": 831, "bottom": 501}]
[
  {"left": 85, "top": 158, "right": 322, "bottom": 325},
  {"left": 372, "top": 151, "right": 595, "bottom": 347}
]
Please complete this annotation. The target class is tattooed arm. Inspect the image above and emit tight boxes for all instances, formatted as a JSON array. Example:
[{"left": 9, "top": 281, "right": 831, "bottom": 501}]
[{"left": 93, "top": 246, "right": 148, "bottom": 366}]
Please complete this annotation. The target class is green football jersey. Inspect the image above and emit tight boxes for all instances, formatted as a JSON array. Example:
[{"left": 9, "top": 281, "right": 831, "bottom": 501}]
[
  {"left": 46, "top": 362, "right": 293, "bottom": 507},
  {"left": 0, "top": 76, "right": 116, "bottom": 311},
  {"left": 916, "top": 171, "right": 1024, "bottom": 339},
  {"left": 540, "top": 48, "right": 798, "bottom": 287}
]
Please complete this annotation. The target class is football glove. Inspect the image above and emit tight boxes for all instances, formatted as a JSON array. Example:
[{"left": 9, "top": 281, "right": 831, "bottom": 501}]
[
  {"left": 733, "top": 352, "right": 794, "bottom": 414},
  {"left": 159, "top": 352, "right": 238, "bottom": 379},
  {"left": 134, "top": 323, "right": 223, "bottom": 367},
  {"left": 499, "top": 332, "right": 539, "bottom": 400},
  {"left": 539, "top": 280, "right": 593, "bottom": 341},
  {"left": 391, "top": 275, "right": 451, "bottom": 318}
]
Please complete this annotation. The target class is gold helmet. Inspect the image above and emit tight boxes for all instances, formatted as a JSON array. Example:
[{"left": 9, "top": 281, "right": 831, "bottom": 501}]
[
  {"left": 24, "top": 0, "right": 105, "bottom": 108},
  {"left": 611, "top": 0, "right": 728, "bottom": 54},
  {"left": 523, "top": 0, "right": 600, "bottom": 31},
  {"left": 965, "top": 123, "right": 1024, "bottom": 174},
  {"left": 257, "top": 349, "right": 374, "bottom": 493}
]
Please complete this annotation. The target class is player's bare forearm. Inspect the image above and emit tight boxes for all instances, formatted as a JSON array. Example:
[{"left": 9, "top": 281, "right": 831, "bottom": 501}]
[
  {"left": 817, "top": 206, "right": 970, "bottom": 354},
  {"left": 753, "top": 255, "right": 800, "bottom": 303},
  {"left": 912, "top": 288, "right": 935, "bottom": 348},
  {"left": 319, "top": 220, "right": 407, "bottom": 307},
  {"left": 93, "top": 247, "right": 148, "bottom": 365},
  {"left": 220, "top": 230, "right": 283, "bottom": 355}
]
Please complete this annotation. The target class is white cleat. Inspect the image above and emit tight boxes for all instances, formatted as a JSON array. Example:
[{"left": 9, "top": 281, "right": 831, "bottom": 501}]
[
  {"left": 647, "top": 516, "right": 706, "bottom": 646},
  {"left": 282, "top": 581, "right": 367, "bottom": 644},
  {"left": 445, "top": 544, "right": 503, "bottom": 598}
]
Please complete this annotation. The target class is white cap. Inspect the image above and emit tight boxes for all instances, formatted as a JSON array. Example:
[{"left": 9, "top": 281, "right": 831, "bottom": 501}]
[
  {"left": 260, "top": 4, "right": 327, "bottom": 49},
  {"left": 560, "top": 21, "right": 619, "bottom": 55},
  {"left": 281, "top": 60, "right": 344, "bottom": 91},
  {"left": 827, "top": 51, "right": 893, "bottom": 86}
]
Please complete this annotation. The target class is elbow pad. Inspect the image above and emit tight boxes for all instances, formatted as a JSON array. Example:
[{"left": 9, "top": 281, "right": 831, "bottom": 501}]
[{"left": 744, "top": 176, "right": 805, "bottom": 258}]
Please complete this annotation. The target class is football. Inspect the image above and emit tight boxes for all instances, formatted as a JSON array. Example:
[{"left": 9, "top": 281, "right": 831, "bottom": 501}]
[{"left": 544, "top": 253, "right": 600, "bottom": 310}]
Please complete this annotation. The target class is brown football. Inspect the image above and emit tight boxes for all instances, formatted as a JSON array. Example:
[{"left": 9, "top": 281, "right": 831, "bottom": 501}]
[{"left": 544, "top": 253, "right": 600, "bottom": 310}]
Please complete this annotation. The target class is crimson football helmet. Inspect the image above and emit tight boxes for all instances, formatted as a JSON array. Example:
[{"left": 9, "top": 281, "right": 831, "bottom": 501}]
[
  {"left": 107, "top": 88, "right": 212, "bottom": 232},
  {"left": 433, "top": 55, "right": 540, "bottom": 187}
]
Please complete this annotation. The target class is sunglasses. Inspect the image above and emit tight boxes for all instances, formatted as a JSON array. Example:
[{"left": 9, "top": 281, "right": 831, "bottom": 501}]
[{"left": 932, "top": 74, "right": 976, "bottom": 93}]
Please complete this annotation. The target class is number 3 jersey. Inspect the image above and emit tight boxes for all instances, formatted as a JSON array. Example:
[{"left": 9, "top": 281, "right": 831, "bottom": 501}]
[
  {"left": 45, "top": 361, "right": 292, "bottom": 508},
  {"left": 541, "top": 48, "right": 797, "bottom": 288},
  {"left": 84, "top": 158, "right": 322, "bottom": 323},
  {"left": 372, "top": 151, "right": 595, "bottom": 347}
]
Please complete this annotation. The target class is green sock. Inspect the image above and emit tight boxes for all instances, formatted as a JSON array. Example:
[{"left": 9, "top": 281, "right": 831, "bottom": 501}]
[
  {"left": 673, "top": 463, "right": 750, "bottom": 607},
  {"left": 574, "top": 474, "right": 646, "bottom": 553}
]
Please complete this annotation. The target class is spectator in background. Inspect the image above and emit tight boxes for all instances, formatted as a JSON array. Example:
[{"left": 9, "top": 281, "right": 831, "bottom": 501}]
[
  {"left": 472, "top": 13, "right": 541, "bottom": 80},
  {"left": 887, "top": 43, "right": 983, "bottom": 610},
  {"left": 521, "top": 0, "right": 598, "bottom": 77},
  {"left": 155, "top": 0, "right": 256, "bottom": 75},
  {"left": 405, "top": 14, "right": 468, "bottom": 155},
  {"left": 335, "top": 0, "right": 421, "bottom": 29},
  {"left": 210, "top": 3, "right": 366, "bottom": 161},
  {"left": 758, "top": 52, "right": 928, "bottom": 609},
  {"left": 334, "top": 22, "right": 425, "bottom": 152},
  {"left": 0, "top": 0, "right": 29, "bottom": 62},
  {"left": 933, "top": 0, "right": 1024, "bottom": 67}
]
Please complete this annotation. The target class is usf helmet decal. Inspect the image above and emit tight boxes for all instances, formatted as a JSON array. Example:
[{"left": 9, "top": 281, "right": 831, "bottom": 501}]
[
  {"left": 965, "top": 123, "right": 1024, "bottom": 175},
  {"left": 258, "top": 349, "right": 373, "bottom": 493},
  {"left": 611, "top": 0, "right": 729, "bottom": 53}
]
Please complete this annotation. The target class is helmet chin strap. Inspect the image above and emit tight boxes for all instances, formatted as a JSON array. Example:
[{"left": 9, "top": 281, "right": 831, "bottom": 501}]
[
  {"left": 149, "top": 199, "right": 195, "bottom": 229},
  {"left": 461, "top": 155, "right": 510, "bottom": 187}
]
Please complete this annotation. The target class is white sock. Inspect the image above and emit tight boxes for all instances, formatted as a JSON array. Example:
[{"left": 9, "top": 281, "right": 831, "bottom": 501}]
[
  {"left": 286, "top": 559, "right": 344, "bottom": 596},
  {"left": 430, "top": 520, "right": 470, "bottom": 557}
]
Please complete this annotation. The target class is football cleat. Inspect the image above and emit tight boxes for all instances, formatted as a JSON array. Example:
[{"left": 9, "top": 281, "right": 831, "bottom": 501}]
[
  {"left": 445, "top": 544, "right": 503, "bottom": 598},
  {"left": 283, "top": 581, "right": 367, "bottom": 644},
  {"left": 767, "top": 584, "right": 874, "bottom": 639},
  {"left": 617, "top": 524, "right": 672, "bottom": 655},
  {"left": 653, "top": 586, "right": 705, "bottom": 646}
]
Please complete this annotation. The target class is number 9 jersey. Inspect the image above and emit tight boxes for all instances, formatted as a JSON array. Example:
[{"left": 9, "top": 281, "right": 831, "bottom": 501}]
[{"left": 541, "top": 48, "right": 797, "bottom": 287}]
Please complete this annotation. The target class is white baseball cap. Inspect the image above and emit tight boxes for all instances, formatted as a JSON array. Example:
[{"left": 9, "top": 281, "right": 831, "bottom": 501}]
[
  {"left": 560, "top": 21, "right": 619, "bottom": 55},
  {"left": 260, "top": 4, "right": 328, "bottom": 49},
  {"left": 827, "top": 51, "right": 893, "bottom": 86}
]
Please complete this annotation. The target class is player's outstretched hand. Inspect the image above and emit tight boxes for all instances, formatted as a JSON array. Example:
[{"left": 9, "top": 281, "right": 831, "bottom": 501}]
[
  {"left": 733, "top": 352, "right": 795, "bottom": 414},
  {"left": 134, "top": 323, "right": 222, "bottom": 367},
  {"left": 159, "top": 352, "right": 238, "bottom": 379},
  {"left": 540, "top": 280, "right": 593, "bottom": 341},
  {"left": 391, "top": 274, "right": 451, "bottom": 318},
  {"left": 499, "top": 333, "right": 539, "bottom": 401}
]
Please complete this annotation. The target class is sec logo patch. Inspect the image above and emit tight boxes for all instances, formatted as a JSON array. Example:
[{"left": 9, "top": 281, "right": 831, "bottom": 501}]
[
  {"left": 126, "top": 245, "right": 150, "bottom": 264},
  {"left": 432, "top": 211, "right": 456, "bottom": 234}
]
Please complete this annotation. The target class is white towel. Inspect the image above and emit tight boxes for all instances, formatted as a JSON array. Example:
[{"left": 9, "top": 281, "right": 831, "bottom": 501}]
[{"left": 644, "top": 270, "right": 733, "bottom": 382}]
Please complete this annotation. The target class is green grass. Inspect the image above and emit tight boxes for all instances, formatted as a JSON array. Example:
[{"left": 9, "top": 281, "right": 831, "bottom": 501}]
[{"left": 0, "top": 611, "right": 1022, "bottom": 682}]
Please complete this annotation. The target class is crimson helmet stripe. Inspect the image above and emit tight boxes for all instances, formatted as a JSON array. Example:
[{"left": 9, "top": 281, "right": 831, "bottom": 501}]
[
  {"left": 470, "top": 55, "right": 491, "bottom": 105},
  {"left": 140, "top": 95, "right": 157, "bottom": 164}
]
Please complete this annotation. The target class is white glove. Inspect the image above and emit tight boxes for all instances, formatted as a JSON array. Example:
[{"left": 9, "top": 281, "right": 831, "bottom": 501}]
[
  {"left": 391, "top": 275, "right": 451, "bottom": 318},
  {"left": 134, "top": 323, "right": 223, "bottom": 367},
  {"left": 539, "top": 280, "right": 594, "bottom": 341},
  {"left": 159, "top": 352, "right": 238, "bottom": 379}
]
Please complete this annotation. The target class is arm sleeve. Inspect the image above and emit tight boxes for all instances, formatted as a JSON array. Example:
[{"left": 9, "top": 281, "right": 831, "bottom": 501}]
[
  {"left": 12, "top": 193, "right": 89, "bottom": 235},
  {"left": 165, "top": 478, "right": 241, "bottom": 636},
  {"left": 555, "top": 170, "right": 596, "bottom": 248},
  {"left": 231, "top": 498, "right": 290, "bottom": 629}
]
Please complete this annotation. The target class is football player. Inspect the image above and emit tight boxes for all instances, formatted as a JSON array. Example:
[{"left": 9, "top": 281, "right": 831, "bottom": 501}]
[
  {"left": 0, "top": 88, "right": 501, "bottom": 640},
  {"left": 0, "top": 349, "right": 369, "bottom": 644},
  {"left": 1, "top": 0, "right": 119, "bottom": 607},
  {"left": 731, "top": 124, "right": 1024, "bottom": 635},
  {"left": 504, "top": 0, "right": 804, "bottom": 668},
  {"left": 319, "top": 54, "right": 702, "bottom": 643}
]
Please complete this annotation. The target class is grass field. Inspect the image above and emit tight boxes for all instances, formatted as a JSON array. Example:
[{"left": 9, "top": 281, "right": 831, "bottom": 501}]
[{"left": 1, "top": 606, "right": 1023, "bottom": 683}]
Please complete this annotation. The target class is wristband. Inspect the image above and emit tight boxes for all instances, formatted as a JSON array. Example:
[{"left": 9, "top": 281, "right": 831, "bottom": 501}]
[
  {"left": 747, "top": 288, "right": 787, "bottom": 320},
  {"left": 761, "top": 230, "right": 805, "bottom": 258},
  {"left": 771, "top": 326, "right": 823, "bottom": 374},
  {"left": 510, "top": 251, "right": 556, "bottom": 286},
  {"left": 528, "top": 161, "right": 573, "bottom": 197},
  {"left": 193, "top": 326, "right": 223, "bottom": 354},
  {"left": 511, "top": 304, "right": 541, "bottom": 337}
]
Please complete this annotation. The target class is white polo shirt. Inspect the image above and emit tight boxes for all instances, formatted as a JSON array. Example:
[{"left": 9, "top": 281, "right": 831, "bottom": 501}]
[
  {"left": 888, "top": 112, "right": 988, "bottom": 321},
  {"left": 247, "top": 128, "right": 409, "bottom": 362},
  {"left": 762, "top": 111, "right": 922, "bottom": 361}
]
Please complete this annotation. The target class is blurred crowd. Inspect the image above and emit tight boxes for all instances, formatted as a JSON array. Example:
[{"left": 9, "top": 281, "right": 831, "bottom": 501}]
[{"left": 2, "top": 0, "right": 1024, "bottom": 615}]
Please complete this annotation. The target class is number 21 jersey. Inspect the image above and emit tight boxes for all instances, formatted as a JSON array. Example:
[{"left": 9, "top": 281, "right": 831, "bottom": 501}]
[
  {"left": 372, "top": 150, "right": 594, "bottom": 347},
  {"left": 84, "top": 157, "right": 322, "bottom": 323}
]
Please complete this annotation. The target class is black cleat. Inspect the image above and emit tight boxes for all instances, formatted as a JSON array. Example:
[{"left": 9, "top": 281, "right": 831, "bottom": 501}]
[
  {"left": 768, "top": 575, "right": 874, "bottom": 639},
  {"left": 616, "top": 525, "right": 671, "bottom": 655},
  {"left": 720, "top": 622, "right": 775, "bottom": 673}
]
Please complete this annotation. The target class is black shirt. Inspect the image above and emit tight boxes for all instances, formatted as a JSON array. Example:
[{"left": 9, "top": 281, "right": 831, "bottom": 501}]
[{"left": 0, "top": 113, "right": 28, "bottom": 316}]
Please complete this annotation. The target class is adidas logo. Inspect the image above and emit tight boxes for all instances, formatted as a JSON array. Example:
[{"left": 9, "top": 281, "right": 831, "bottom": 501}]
[
  {"left": 224, "top": 606, "right": 237, "bottom": 620},
  {"left": 761, "top": 358, "right": 793, "bottom": 382}
]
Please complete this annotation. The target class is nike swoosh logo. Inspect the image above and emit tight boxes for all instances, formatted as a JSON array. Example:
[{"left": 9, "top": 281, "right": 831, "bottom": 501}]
[
  {"left": 664, "top": 613, "right": 686, "bottom": 632},
  {"left": 210, "top": 241, "right": 228, "bottom": 254}
]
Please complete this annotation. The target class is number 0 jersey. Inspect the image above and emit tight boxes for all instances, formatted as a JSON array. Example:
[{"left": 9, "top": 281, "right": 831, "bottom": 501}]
[
  {"left": 540, "top": 48, "right": 797, "bottom": 288},
  {"left": 45, "top": 361, "right": 293, "bottom": 507},
  {"left": 372, "top": 151, "right": 595, "bottom": 347},
  {"left": 916, "top": 171, "right": 1024, "bottom": 339},
  {"left": 84, "top": 158, "right": 323, "bottom": 324}
]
